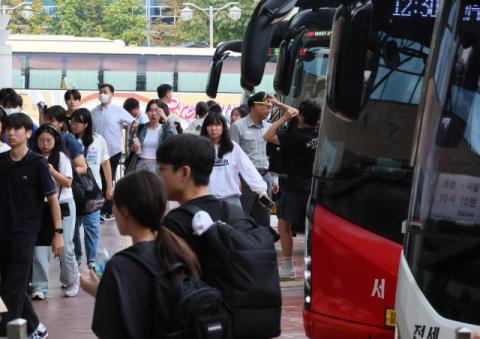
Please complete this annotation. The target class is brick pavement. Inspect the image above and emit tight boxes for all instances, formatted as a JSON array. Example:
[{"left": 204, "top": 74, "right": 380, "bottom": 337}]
[{"left": 32, "top": 217, "right": 307, "bottom": 338}]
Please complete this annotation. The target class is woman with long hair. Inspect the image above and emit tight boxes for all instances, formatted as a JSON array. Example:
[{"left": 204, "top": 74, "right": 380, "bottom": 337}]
[
  {"left": 70, "top": 108, "right": 113, "bottom": 270},
  {"left": 126, "top": 99, "right": 177, "bottom": 174},
  {"left": 200, "top": 112, "right": 268, "bottom": 207},
  {"left": 230, "top": 105, "right": 248, "bottom": 125},
  {"left": 31, "top": 124, "right": 79, "bottom": 299},
  {"left": 80, "top": 171, "right": 201, "bottom": 338}
]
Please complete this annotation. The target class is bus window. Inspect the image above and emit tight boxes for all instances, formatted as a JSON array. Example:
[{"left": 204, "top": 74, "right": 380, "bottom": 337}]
[
  {"left": 103, "top": 56, "right": 138, "bottom": 91},
  {"left": 177, "top": 57, "right": 210, "bottom": 92},
  {"left": 65, "top": 56, "right": 101, "bottom": 90},
  {"left": 218, "top": 58, "right": 241, "bottom": 93},
  {"left": 145, "top": 57, "right": 174, "bottom": 92},
  {"left": 12, "top": 55, "right": 26, "bottom": 89},
  {"left": 29, "top": 56, "right": 63, "bottom": 90}
]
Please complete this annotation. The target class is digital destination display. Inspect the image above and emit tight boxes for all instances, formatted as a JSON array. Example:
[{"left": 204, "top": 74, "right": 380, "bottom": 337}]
[
  {"left": 393, "top": 0, "right": 440, "bottom": 17},
  {"left": 394, "top": 0, "right": 480, "bottom": 21}
]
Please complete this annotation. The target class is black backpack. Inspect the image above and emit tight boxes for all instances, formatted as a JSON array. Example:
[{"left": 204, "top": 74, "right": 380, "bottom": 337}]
[
  {"left": 119, "top": 245, "right": 234, "bottom": 339},
  {"left": 178, "top": 202, "right": 282, "bottom": 339},
  {"left": 266, "top": 117, "right": 298, "bottom": 175}
]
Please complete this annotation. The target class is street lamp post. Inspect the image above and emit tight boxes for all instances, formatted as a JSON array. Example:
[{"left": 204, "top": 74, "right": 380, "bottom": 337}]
[
  {"left": 180, "top": 2, "right": 242, "bottom": 49},
  {"left": 0, "top": 1, "right": 34, "bottom": 88}
]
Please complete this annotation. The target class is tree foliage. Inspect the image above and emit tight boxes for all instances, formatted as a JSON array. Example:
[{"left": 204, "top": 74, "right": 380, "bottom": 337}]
[
  {"left": 6, "top": 0, "right": 52, "bottom": 34},
  {"left": 151, "top": 0, "right": 256, "bottom": 47},
  {"left": 102, "top": 0, "right": 147, "bottom": 45}
]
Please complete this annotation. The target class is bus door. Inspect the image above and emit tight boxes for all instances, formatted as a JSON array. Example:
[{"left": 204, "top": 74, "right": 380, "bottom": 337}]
[
  {"left": 303, "top": 0, "right": 437, "bottom": 338},
  {"left": 395, "top": 1, "right": 480, "bottom": 338}
]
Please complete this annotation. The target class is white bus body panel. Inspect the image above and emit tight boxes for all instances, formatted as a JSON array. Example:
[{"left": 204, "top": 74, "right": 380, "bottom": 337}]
[{"left": 396, "top": 253, "right": 480, "bottom": 338}]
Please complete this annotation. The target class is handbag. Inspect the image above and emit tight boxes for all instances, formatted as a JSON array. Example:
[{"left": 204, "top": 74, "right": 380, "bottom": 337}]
[
  {"left": 124, "top": 123, "right": 146, "bottom": 174},
  {"left": 267, "top": 116, "right": 298, "bottom": 175},
  {"left": 76, "top": 145, "right": 105, "bottom": 216}
]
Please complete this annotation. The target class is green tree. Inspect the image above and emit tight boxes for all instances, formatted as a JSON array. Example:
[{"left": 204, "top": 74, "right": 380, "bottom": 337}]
[
  {"left": 102, "top": 0, "right": 147, "bottom": 45},
  {"left": 152, "top": 0, "right": 256, "bottom": 47},
  {"left": 81, "top": 0, "right": 106, "bottom": 37},
  {"left": 7, "top": 0, "right": 52, "bottom": 34},
  {"left": 49, "top": 0, "right": 89, "bottom": 36}
]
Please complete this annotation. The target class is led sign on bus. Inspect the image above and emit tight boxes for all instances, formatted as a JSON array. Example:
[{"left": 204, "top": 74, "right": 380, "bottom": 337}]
[
  {"left": 393, "top": 0, "right": 440, "bottom": 17},
  {"left": 304, "top": 31, "right": 332, "bottom": 37}
]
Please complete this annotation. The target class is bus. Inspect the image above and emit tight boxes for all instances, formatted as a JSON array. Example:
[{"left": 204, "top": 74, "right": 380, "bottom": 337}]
[
  {"left": 300, "top": 0, "right": 439, "bottom": 337},
  {"left": 6, "top": 34, "right": 279, "bottom": 123},
  {"left": 235, "top": 0, "right": 437, "bottom": 337},
  {"left": 395, "top": 1, "right": 480, "bottom": 338}
]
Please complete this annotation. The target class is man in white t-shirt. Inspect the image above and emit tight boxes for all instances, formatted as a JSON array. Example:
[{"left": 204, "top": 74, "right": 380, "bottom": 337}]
[{"left": 91, "top": 84, "right": 138, "bottom": 220}]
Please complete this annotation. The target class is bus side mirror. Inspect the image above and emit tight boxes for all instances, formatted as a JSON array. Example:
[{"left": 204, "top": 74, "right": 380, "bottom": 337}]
[
  {"left": 274, "top": 39, "right": 302, "bottom": 96},
  {"left": 435, "top": 110, "right": 467, "bottom": 148},
  {"left": 241, "top": 0, "right": 297, "bottom": 90},
  {"left": 206, "top": 41, "right": 242, "bottom": 99},
  {"left": 326, "top": 1, "right": 373, "bottom": 122}
]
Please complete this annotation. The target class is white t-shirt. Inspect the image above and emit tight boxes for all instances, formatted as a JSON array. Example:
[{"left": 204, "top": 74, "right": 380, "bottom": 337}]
[
  {"left": 53, "top": 152, "right": 74, "bottom": 202},
  {"left": 141, "top": 125, "right": 162, "bottom": 160},
  {"left": 78, "top": 134, "right": 110, "bottom": 190},
  {"left": 96, "top": 104, "right": 135, "bottom": 157},
  {"left": 0, "top": 143, "right": 11, "bottom": 153},
  {"left": 207, "top": 141, "right": 267, "bottom": 199}
]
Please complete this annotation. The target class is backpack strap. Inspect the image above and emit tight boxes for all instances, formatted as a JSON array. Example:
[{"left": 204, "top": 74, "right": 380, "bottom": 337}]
[
  {"left": 118, "top": 246, "right": 190, "bottom": 282},
  {"left": 175, "top": 203, "right": 203, "bottom": 216}
]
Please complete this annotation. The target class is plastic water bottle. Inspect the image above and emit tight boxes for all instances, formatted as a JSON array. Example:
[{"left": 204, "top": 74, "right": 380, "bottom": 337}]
[
  {"left": 95, "top": 246, "right": 109, "bottom": 278},
  {"left": 133, "top": 134, "right": 142, "bottom": 155}
]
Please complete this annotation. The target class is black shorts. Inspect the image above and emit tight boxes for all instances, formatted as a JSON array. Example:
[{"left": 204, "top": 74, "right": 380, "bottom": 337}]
[{"left": 277, "top": 191, "right": 309, "bottom": 223}]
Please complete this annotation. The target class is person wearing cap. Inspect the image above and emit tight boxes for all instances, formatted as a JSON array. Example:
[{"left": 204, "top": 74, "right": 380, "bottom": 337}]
[{"left": 229, "top": 92, "right": 280, "bottom": 240}]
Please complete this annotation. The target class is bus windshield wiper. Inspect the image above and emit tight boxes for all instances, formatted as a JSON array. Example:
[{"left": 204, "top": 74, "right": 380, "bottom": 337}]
[
  {"left": 417, "top": 237, "right": 480, "bottom": 270},
  {"left": 323, "top": 170, "right": 410, "bottom": 198}
]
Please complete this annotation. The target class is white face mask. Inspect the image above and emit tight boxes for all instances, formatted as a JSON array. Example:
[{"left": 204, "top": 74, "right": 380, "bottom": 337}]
[
  {"left": 5, "top": 108, "right": 21, "bottom": 115},
  {"left": 98, "top": 93, "right": 110, "bottom": 104}
]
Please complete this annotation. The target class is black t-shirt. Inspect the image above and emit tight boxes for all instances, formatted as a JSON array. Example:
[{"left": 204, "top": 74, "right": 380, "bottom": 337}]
[
  {"left": 162, "top": 195, "right": 227, "bottom": 267},
  {"left": 277, "top": 127, "right": 318, "bottom": 193},
  {"left": 93, "top": 241, "right": 158, "bottom": 339},
  {"left": 0, "top": 150, "right": 56, "bottom": 241}
]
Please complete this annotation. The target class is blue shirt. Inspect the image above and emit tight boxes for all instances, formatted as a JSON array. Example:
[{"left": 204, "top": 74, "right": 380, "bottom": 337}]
[{"left": 62, "top": 131, "right": 83, "bottom": 159}]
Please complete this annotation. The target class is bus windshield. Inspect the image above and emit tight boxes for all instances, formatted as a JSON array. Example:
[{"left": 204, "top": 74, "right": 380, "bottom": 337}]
[
  {"left": 405, "top": 3, "right": 480, "bottom": 325},
  {"left": 311, "top": 3, "right": 436, "bottom": 244}
]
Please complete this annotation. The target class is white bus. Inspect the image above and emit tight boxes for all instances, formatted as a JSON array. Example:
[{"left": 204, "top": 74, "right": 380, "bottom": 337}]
[{"left": 6, "top": 35, "right": 276, "bottom": 122}]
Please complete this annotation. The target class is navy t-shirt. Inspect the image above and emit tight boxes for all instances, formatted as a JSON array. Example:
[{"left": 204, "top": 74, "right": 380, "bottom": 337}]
[
  {"left": 277, "top": 127, "right": 318, "bottom": 193},
  {"left": 0, "top": 150, "right": 56, "bottom": 241},
  {"left": 62, "top": 131, "right": 83, "bottom": 159}
]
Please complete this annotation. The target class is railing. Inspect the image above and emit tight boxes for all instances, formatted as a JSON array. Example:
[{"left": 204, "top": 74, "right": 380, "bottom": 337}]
[{"left": 0, "top": 319, "right": 27, "bottom": 339}]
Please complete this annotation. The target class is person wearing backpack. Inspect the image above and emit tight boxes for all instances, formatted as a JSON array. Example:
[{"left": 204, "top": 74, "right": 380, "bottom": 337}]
[
  {"left": 0, "top": 113, "right": 64, "bottom": 339},
  {"left": 80, "top": 171, "right": 232, "bottom": 339},
  {"left": 188, "top": 101, "right": 208, "bottom": 135},
  {"left": 157, "top": 134, "right": 282, "bottom": 339},
  {"left": 263, "top": 97, "right": 321, "bottom": 281},
  {"left": 125, "top": 99, "right": 177, "bottom": 174},
  {"left": 71, "top": 108, "right": 113, "bottom": 271}
]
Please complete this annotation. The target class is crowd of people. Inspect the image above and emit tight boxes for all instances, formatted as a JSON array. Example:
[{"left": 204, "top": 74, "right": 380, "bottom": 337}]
[{"left": 0, "top": 83, "right": 322, "bottom": 339}]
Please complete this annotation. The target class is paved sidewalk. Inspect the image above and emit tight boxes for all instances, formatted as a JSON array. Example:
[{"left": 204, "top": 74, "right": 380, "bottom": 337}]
[{"left": 33, "top": 218, "right": 307, "bottom": 338}]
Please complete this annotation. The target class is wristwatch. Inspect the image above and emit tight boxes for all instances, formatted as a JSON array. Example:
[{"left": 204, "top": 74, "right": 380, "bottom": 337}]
[{"left": 54, "top": 228, "right": 64, "bottom": 234}]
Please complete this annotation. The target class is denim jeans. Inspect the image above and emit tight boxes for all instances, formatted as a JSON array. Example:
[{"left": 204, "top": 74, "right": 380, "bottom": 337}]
[
  {"left": 32, "top": 197, "right": 79, "bottom": 293},
  {"left": 220, "top": 196, "right": 242, "bottom": 208},
  {"left": 74, "top": 210, "right": 101, "bottom": 262}
]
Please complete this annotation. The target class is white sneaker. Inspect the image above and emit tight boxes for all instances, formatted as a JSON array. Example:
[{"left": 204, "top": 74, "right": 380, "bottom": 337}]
[
  {"left": 31, "top": 291, "right": 47, "bottom": 300},
  {"left": 28, "top": 323, "right": 48, "bottom": 339},
  {"left": 279, "top": 266, "right": 296, "bottom": 280},
  {"left": 65, "top": 274, "right": 80, "bottom": 297}
]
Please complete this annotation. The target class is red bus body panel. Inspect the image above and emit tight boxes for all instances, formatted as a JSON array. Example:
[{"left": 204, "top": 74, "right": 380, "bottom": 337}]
[{"left": 304, "top": 204, "right": 402, "bottom": 338}]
